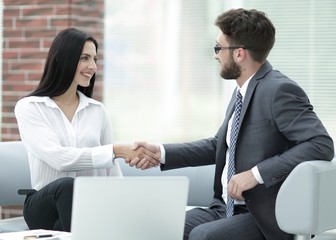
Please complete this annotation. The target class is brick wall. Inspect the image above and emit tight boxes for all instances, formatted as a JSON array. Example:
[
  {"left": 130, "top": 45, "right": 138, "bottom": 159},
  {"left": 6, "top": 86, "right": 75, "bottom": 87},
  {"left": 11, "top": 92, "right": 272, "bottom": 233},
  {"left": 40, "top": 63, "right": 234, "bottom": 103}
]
[{"left": 2, "top": 0, "right": 105, "bottom": 141}]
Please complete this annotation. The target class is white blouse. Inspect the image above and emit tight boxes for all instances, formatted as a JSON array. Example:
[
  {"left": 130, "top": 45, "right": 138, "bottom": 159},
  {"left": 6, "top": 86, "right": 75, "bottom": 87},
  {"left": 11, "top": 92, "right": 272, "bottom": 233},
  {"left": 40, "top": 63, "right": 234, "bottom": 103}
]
[{"left": 14, "top": 91, "right": 122, "bottom": 190}]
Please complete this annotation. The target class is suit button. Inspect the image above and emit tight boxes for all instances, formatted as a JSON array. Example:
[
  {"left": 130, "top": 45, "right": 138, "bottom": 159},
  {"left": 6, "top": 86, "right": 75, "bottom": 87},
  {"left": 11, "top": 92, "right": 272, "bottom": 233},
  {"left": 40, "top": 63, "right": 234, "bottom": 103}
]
[{"left": 272, "top": 177, "right": 277, "bottom": 182}]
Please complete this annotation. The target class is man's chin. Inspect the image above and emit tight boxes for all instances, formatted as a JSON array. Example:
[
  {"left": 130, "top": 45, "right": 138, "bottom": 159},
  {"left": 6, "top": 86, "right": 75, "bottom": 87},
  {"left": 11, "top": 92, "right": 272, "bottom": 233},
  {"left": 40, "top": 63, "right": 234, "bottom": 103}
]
[
  {"left": 220, "top": 71, "right": 240, "bottom": 80},
  {"left": 220, "top": 72, "right": 236, "bottom": 80}
]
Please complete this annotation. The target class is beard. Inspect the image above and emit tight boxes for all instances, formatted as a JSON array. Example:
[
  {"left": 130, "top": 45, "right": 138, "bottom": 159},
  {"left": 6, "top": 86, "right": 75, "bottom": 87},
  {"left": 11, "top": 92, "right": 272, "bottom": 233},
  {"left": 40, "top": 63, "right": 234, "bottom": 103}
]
[{"left": 219, "top": 55, "right": 241, "bottom": 80}]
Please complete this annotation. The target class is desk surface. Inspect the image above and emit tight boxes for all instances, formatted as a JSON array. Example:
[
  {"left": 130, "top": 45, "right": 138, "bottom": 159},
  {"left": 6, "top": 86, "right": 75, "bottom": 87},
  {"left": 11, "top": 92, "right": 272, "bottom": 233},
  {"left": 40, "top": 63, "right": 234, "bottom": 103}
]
[{"left": 0, "top": 229, "right": 71, "bottom": 240}]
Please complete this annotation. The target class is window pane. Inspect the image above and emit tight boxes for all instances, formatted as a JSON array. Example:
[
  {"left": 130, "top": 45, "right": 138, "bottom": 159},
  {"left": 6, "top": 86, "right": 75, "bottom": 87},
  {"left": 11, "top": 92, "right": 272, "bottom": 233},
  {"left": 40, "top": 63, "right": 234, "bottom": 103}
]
[
  {"left": 104, "top": 0, "right": 228, "bottom": 142},
  {"left": 104, "top": 0, "right": 336, "bottom": 146},
  {"left": 235, "top": 0, "right": 336, "bottom": 146}
]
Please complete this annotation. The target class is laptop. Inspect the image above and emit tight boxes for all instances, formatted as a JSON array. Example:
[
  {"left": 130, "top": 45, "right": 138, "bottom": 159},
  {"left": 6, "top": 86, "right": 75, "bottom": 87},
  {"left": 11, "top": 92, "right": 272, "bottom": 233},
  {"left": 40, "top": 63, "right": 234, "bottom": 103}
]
[{"left": 71, "top": 176, "right": 189, "bottom": 240}]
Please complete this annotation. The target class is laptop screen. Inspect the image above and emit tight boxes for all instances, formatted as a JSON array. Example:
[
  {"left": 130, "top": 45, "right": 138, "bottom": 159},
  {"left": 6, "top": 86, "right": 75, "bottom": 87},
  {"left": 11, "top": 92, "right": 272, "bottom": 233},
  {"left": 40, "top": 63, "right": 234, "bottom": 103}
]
[{"left": 71, "top": 176, "right": 189, "bottom": 240}]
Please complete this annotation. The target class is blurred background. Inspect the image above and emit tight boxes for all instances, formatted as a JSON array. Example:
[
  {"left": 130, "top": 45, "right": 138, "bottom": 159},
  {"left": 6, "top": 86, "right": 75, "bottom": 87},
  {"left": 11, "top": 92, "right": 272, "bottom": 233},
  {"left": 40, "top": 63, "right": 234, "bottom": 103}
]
[
  {"left": 1, "top": 0, "right": 335, "bottom": 146},
  {"left": 104, "top": 0, "right": 336, "bottom": 145}
]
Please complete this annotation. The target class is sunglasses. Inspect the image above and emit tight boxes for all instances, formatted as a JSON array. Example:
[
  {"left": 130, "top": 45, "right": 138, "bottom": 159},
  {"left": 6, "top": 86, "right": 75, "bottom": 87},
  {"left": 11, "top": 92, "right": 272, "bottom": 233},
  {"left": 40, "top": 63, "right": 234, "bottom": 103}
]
[{"left": 214, "top": 45, "right": 248, "bottom": 54}]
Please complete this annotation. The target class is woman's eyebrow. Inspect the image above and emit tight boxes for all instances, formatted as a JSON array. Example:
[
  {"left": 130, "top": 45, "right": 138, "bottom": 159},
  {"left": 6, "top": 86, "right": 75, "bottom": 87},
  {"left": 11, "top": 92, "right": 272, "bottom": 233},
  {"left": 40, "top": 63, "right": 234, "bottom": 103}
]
[{"left": 81, "top": 53, "right": 97, "bottom": 57}]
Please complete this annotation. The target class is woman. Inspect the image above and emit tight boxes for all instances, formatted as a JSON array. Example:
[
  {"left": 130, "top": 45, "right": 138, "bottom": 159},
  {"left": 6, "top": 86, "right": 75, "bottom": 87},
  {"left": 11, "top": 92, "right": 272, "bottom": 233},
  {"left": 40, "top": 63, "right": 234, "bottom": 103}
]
[{"left": 14, "top": 28, "right": 159, "bottom": 232}]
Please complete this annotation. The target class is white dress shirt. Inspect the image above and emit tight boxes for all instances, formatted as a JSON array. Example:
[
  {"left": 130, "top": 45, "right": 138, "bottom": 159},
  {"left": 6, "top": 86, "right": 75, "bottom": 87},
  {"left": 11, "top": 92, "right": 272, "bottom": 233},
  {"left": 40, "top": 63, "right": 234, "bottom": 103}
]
[
  {"left": 221, "top": 76, "right": 263, "bottom": 205},
  {"left": 14, "top": 91, "right": 122, "bottom": 190},
  {"left": 221, "top": 79, "right": 250, "bottom": 205}
]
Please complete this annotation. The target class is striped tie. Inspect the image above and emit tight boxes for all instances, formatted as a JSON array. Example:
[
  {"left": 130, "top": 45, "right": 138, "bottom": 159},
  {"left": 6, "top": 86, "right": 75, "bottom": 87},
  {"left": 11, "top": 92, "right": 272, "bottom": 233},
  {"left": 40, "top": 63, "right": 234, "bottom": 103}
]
[{"left": 227, "top": 90, "right": 243, "bottom": 217}]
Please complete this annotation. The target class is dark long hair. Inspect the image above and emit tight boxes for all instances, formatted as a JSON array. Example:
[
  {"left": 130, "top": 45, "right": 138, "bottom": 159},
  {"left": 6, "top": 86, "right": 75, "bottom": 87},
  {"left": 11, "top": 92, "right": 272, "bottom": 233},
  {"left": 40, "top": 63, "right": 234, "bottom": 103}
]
[{"left": 28, "top": 28, "right": 98, "bottom": 98}]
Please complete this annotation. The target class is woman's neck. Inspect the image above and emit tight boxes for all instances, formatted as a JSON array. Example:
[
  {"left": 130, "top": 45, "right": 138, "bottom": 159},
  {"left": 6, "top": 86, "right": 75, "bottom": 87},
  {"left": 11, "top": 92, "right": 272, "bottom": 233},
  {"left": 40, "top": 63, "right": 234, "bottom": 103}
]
[
  {"left": 52, "top": 89, "right": 80, "bottom": 122},
  {"left": 53, "top": 92, "right": 79, "bottom": 106},
  {"left": 52, "top": 84, "right": 79, "bottom": 105}
]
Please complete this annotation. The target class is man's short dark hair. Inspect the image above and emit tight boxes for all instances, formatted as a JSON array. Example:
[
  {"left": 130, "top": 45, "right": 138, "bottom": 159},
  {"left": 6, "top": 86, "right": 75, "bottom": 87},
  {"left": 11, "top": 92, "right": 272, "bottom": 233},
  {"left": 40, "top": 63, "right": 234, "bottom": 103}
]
[{"left": 215, "top": 8, "right": 276, "bottom": 62}]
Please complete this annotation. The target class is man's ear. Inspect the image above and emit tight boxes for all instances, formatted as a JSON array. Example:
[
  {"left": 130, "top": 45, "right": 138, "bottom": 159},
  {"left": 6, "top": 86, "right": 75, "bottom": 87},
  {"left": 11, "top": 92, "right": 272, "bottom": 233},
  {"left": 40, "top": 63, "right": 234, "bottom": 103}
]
[{"left": 234, "top": 47, "right": 247, "bottom": 63}]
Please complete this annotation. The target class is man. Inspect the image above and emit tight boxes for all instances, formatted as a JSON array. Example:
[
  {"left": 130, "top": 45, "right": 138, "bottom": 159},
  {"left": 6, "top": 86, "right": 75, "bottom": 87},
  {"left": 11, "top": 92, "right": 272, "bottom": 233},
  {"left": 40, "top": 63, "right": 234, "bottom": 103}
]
[{"left": 127, "top": 8, "right": 334, "bottom": 240}]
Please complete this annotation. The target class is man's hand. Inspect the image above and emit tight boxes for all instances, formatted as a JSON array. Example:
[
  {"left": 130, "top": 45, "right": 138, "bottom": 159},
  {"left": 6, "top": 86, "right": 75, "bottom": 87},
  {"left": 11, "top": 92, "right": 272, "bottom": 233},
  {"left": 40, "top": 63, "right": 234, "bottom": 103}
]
[
  {"left": 125, "top": 141, "right": 161, "bottom": 170},
  {"left": 227, "top": 169, "right": 258, "bottom": 201},
  {"left": 114, "top": 143, "right": 160, "bottom": 169}
]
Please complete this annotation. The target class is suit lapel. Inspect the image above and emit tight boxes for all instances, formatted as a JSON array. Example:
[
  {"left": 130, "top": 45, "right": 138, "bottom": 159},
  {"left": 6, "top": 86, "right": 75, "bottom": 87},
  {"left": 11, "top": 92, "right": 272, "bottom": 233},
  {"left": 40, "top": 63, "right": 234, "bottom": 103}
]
[
  {"left": 238, "top": 61, "right": 273, "bottom": 129},
  {"left": 225, "top": 91, "right": 236, "bottom": 126},
  {"left": 215, "top": 90, "right": 236, "bottom": 172}
]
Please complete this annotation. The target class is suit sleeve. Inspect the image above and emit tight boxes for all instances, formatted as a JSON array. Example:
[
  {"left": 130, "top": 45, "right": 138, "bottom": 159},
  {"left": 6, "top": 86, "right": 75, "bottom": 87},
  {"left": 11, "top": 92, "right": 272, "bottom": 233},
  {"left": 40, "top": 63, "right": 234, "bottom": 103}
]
[
  {"left": 162, "top": 137, "right": 217, "bottom": 170},
  {"left": 257, "top": 81, "right": 334, "bottom": 187}
]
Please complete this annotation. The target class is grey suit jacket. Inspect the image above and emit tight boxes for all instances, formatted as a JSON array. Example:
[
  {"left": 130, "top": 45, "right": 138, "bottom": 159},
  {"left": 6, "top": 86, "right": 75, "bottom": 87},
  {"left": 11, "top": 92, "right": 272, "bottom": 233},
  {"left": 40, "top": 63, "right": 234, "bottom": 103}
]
[{"left": 162, "top": 61, "right": 334, "bottom": 240}]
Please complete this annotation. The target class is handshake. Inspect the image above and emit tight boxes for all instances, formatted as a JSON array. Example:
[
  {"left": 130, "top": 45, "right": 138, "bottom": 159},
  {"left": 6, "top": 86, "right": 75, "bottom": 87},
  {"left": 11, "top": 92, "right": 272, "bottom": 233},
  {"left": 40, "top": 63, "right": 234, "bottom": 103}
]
[{"left": 113, "top": 142, "right": 161, "bottom": 170}]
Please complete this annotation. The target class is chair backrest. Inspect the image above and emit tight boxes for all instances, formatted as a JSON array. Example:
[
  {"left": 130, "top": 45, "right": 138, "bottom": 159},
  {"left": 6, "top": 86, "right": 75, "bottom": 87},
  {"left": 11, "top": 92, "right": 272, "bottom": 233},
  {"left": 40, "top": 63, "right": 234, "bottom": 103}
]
[
  {"left": 119, "top": 160, "right": 214, "bottom": 207},
  {"left": 275, "top": 158, "right": 336, "bottom": 236},
  {"left": 0, "top": 140, "right": 214, "bottom": 207},
  {"left": 0, "top": 141, "right": 31, "bottom": 206}
]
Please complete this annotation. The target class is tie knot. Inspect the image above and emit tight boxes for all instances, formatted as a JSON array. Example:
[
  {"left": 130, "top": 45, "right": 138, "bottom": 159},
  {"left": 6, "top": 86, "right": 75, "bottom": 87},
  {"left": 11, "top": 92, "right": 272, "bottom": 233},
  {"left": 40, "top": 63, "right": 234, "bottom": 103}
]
[{"left": 236, "top": 90, "right": 242, "bottom": 101}]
